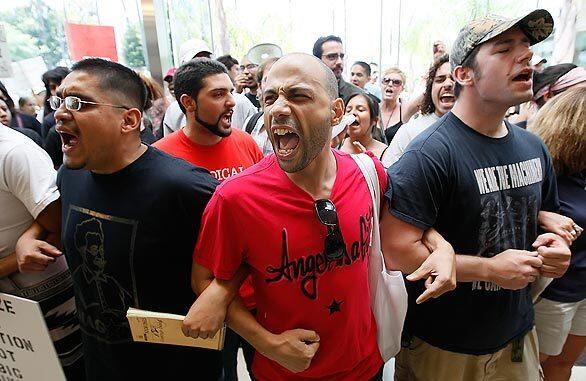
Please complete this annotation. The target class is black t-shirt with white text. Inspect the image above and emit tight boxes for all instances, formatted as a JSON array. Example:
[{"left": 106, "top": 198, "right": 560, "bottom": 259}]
[
  {"left": 386, "top": 112, "right": 559, "bottom": 355},
  {"left": 57, "top": 146, "right": 221, "bottom": 380}
]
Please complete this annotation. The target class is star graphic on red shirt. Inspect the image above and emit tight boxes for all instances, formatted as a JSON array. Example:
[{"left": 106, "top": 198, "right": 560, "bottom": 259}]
[{"left": 327, "top": 299, "right": 343, "bottom": 315}]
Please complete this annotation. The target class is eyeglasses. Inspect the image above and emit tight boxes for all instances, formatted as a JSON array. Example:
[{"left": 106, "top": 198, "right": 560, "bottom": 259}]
[
  {"left": 49, "top": 96, "right": 130, "bottom": 111},
  {"left": 240, "top": 64, "right": 258, "bottom": 71},
  {"left": 315, "top": 199, "right": 346, "bottom": 261},
  {"left": 381, "top": 78, "right": 403, "bottom": 87},
  {"left": 322, "top": 53, "right": 345, "bottom": 61}
]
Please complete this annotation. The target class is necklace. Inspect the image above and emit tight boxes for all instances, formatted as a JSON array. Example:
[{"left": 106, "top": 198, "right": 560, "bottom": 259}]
[{"left": 382, "top": 102, "right": 398, "bottom": 128}]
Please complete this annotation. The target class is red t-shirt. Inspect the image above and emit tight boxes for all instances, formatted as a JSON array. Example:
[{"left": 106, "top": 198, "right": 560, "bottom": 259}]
[
  {"left": 195, "top": 150, "right": 386, "bottom": 380},
  {"left": 154, "top": 128, "right": 264, "bottom": 181},
  {"left": 154, "top": 128, "right": 263, "bottom": 309}
]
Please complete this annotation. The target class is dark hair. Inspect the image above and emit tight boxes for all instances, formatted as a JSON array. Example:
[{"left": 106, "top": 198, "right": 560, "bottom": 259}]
[
  {"left": 174, "top": 58, "right": 228, "bottom": 114},
  {"left": 454, "top": 46, "right": 479, "bottom": 98},
  {"left": 351, "top": 61, "right": 371, "bottom": 77},
  {"left": 0, "top": 80, "right": 15, "bottom": 113},
  {"left": 71, "top": 59, "right": 147, "bottom": 111},
  {"left": 41, "top": 66, "right": 71, "bottom": 116},
  {"left": 346, "top": 92, "right": 380, "bottom": 125},
  {"left": 216, "top": 55, "right": 239, "bottom": 71},
  {"left": 256, "top": 57, "right": 280, "bottom": 84},
  {"left": 421, "top": 54, "right": 451, "bottom": 115},
  {"left": 312, "top": 35, "right": 343, "bottom": 58}
]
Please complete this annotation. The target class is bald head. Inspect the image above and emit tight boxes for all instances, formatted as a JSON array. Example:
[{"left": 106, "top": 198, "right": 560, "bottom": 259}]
[{"left": 267, "top": 53, "right": 339, "bottom": 100}]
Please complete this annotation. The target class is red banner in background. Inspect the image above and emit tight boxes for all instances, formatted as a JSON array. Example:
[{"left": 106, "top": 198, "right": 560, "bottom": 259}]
[{"left": 65, "top": 23, "right": 118, "bottom": 62}]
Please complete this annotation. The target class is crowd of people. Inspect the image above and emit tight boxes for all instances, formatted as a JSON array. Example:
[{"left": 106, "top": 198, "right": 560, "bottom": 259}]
[{"left": 0, "top": 7, "right": 584, "bottom": 381}]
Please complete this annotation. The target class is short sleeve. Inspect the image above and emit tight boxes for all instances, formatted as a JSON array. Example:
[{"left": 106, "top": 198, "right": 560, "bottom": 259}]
[
  {"left": 194, "top": 191, "right": 245, "bottom": 280},
  {"left": 539, "top": 144, "right": 560, "bottom": 212},
  {"left": 385, "top": 150, "right": 448, "bottom": 230},
  {"left": 3, "top": 144, "right": 59, "bottom": 218}
]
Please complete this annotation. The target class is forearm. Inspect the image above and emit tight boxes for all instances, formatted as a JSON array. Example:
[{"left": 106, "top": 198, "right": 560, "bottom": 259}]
[
  {"left": 20, "top": 221, "right": 46, "bottom": 241},
  {"left": 225, "top": 298, "right": 275, "bottom": 356},
  {"left": 193, "top": 265, "right": 276, "bottom": 355},
  {"left": 389, "top": 230, "right": 491, "bottom": 282},
  {"left": 455, "top": 255, "right": 492, "bottom": 282},
  {"left": 192, "top": 266, "right": 250, "bottom": 305},
  {"left": 419, "top": 228, "right": 494, "bottom": 282},
  {"left": 0, "top": 253, "right": 19, "bottom": 278}
]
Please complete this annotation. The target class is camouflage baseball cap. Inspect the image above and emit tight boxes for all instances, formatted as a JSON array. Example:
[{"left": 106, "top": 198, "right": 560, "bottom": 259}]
[{"left": 450, "top": 9, "right": 553, "bottom": 70}]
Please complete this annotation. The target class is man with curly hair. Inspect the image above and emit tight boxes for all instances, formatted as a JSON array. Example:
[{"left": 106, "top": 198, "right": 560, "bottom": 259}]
[{"left": 383, "top": 54, "right": 455, "bottom": 166}]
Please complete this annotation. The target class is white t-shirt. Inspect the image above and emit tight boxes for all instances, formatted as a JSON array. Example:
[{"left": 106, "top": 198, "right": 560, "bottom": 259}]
[
  {"left": 162, "top": 92, "right": 258, "bottom": 136},
  {"left": 0, "top": 126, "right": 64, "bottom": 292},
  {"left": 382, "top": 113, "right": 440, "bottom": 167},
  {"left": 0, "top": 127, "right": 83, "bottom": 369}
]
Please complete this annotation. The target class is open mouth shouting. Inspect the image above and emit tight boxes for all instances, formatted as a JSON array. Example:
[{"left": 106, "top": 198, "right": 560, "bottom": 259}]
[
  {"left": 56, "top": 125, "right": 80, "bottom": 154},
  {"left": 438, "top": 91, "right": 455, "bottom": 107},
  {"left": 220, "top": 110, "right": 233, "bottom": 127},
  {"left": 511, "top": 68, "right": 533, "bottom": 87},
  {"left": 273, "top": 126, "right": 300, "bottom": 159},
  {"left": 349, "top": 117, "right": 361, "bottom": 131},
  {"left": 384, "top": 87, "right": 395, "bottom": 98}
]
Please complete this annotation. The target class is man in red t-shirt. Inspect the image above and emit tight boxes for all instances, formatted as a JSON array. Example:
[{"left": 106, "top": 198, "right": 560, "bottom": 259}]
[
  {"left": 154, "top": 58, "right": 263, "bottom": 380},
  {"left": 154, "top": 58, "right": 263, "bottom": 181},
  {"left": 182, "top": 54, "right": 456, "bottom": 380}
]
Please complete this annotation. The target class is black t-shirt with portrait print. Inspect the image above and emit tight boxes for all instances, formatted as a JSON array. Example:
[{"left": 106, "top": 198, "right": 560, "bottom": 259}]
[
  {"left": 386, "top": 112, "right": 559, "bottom": 355},
  {"left": 57, "top": 146, "right": 221, "bottom": 380}
]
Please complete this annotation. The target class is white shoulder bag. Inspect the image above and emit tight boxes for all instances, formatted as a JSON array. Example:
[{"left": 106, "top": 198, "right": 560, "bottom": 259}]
[{"left": 352, "top": 153, "right": 408, "bottom": 362}]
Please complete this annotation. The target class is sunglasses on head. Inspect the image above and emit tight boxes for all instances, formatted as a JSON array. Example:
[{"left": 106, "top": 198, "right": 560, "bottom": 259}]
[
  {"left": 315, "top": 199, "right": 346, "bottom": 261},
  {"left": 382, "top": 78, "right": 403, "bottom": 87}
]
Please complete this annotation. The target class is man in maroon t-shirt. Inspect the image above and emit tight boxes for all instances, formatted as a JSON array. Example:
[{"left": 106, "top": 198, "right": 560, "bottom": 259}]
[{"left": 182, "top": 54, "right": 456, "bottom": 380}]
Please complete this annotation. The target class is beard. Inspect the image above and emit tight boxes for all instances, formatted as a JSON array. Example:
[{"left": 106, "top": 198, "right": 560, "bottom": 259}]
[
  {"left": 194, "top": 108, "right": 231, "bottom": 138},
  {"left": 272, "top": 115, "right": 332, "bottom": 173}
]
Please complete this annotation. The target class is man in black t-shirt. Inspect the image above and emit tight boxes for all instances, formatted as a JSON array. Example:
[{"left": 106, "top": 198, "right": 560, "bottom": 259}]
[
  {"left": 16, "top": 58, "right": 221, "bottom": 381},
  {"left": 380, "top": 10, "right": 571, "bottom": 381}
]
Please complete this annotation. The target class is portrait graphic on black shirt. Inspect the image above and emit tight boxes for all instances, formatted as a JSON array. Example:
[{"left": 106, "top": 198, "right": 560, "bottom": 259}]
[{"left": 67, "top": 206, "right": 136, "bottom": 343}]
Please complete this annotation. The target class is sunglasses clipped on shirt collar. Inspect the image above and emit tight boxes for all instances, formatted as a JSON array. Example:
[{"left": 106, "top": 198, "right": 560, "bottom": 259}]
[{"left": 315, "top": 199, "right": 346, "bottom": 261}]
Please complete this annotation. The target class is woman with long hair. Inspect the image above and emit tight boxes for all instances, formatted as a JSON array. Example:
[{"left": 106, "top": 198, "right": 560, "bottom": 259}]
[
  {"left": 530, "top": 87, "right": 586, "bottom": 381},
  {"left": 340, "top": 92, "right": 389, "bottom": 162}
]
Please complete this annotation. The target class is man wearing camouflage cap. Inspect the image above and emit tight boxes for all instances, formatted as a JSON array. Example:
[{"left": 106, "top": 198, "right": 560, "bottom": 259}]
[{"left": 383, "top": 9, "right": 572, "bottom": 380}]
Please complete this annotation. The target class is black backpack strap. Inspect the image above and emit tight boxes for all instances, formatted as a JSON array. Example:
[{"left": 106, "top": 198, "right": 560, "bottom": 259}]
[{"left": 245, "top": 111, "right": 264, "bottom": 134}]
